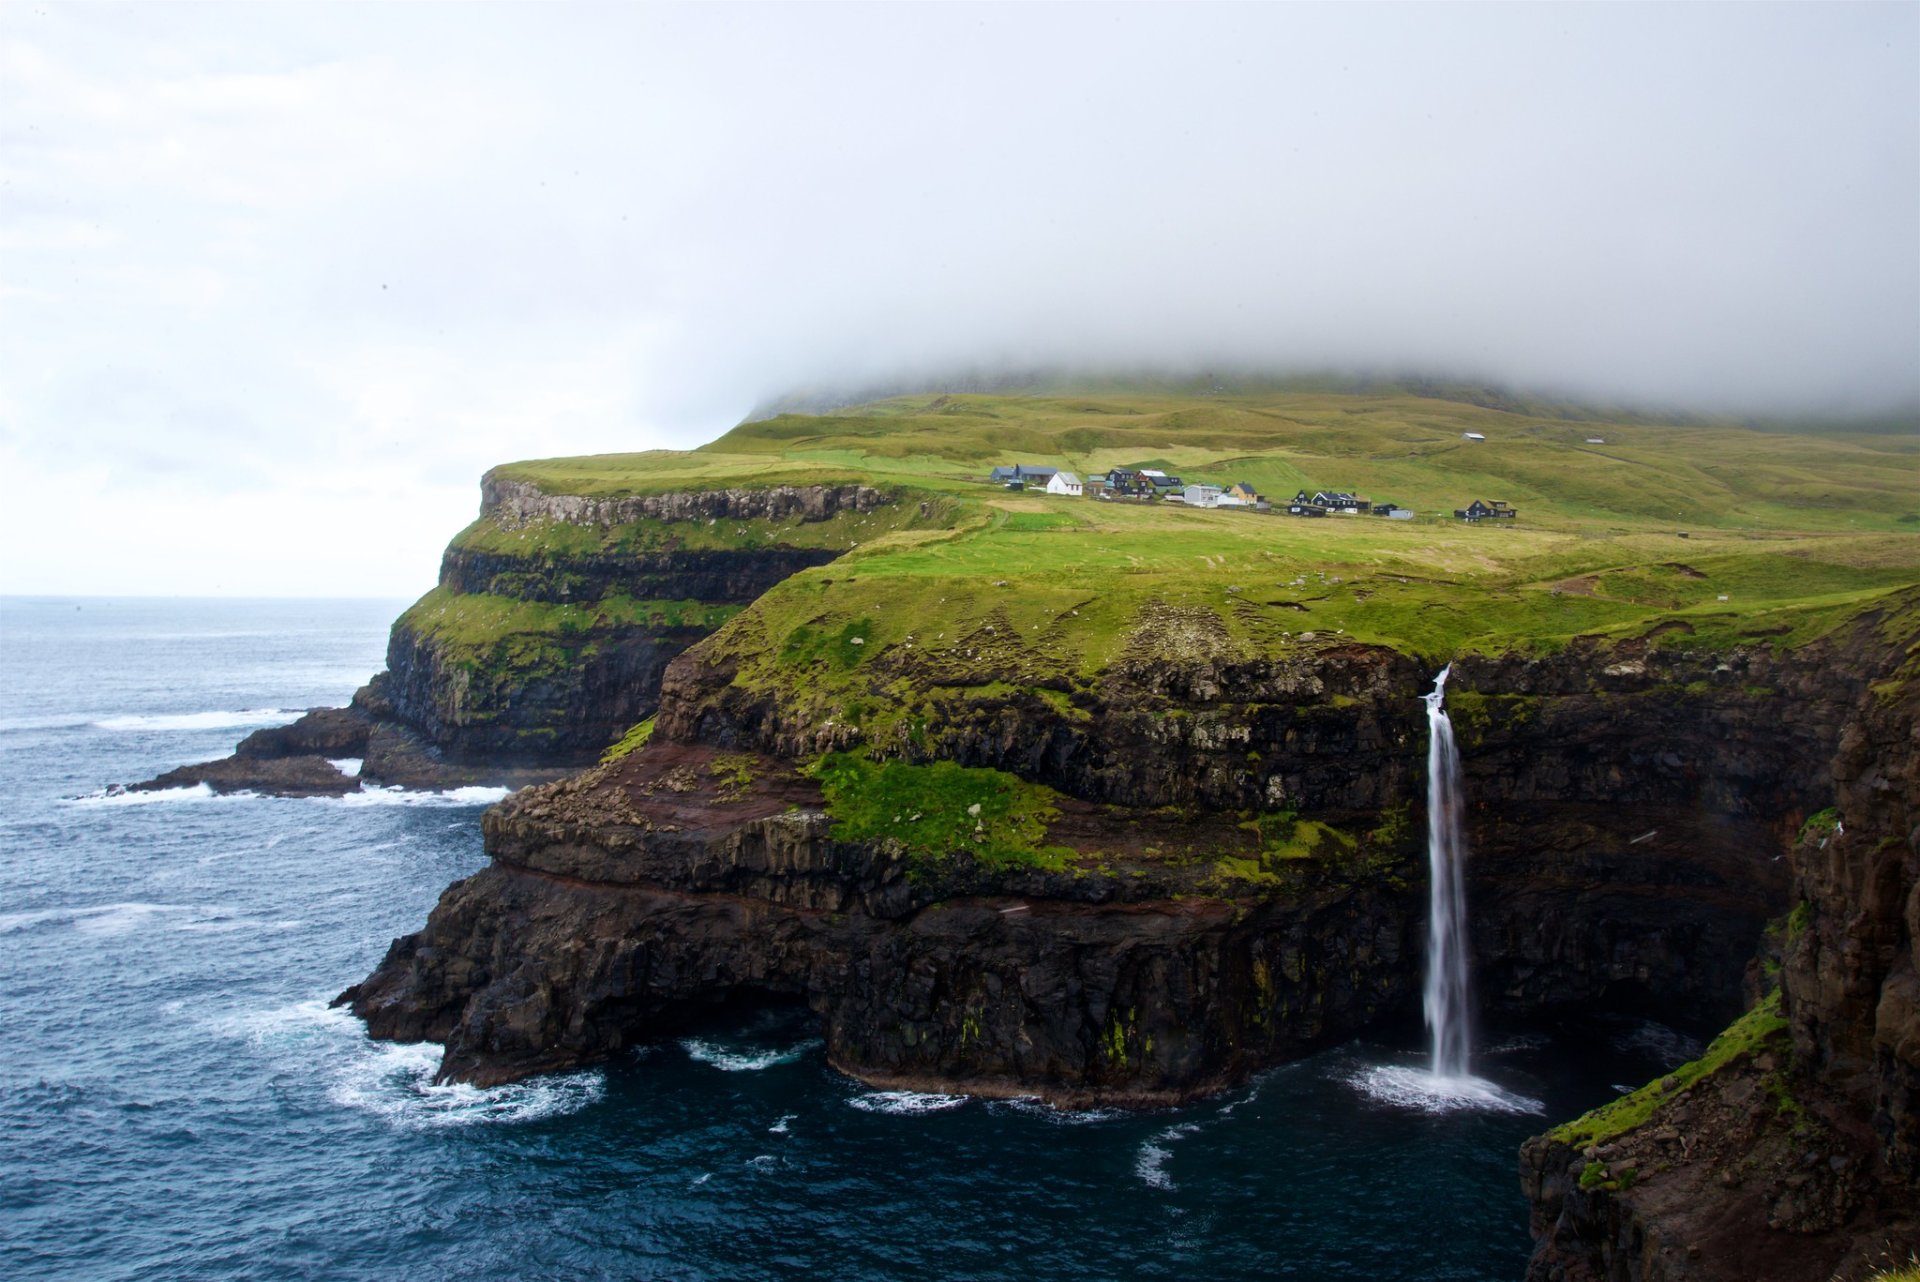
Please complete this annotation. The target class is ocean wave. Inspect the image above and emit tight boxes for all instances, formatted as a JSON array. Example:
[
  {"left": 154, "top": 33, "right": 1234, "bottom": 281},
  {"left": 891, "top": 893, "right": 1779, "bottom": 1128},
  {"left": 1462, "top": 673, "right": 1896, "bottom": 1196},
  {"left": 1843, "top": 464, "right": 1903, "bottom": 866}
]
[
  {"left": 327, "top": 758, "right": 364, "bottom": 778},
  {"left": 992, "top": 1096, "right": 1127, "bottom": 1125},
  {"left": 847, "top": 1090, "right": 970, "bottom": 1116},
  {"left": 323, "top": 784, "right": 512, "bottom": 808},
  {"left": 66, "top": 784, "right": 235, "bottom": 807},
  {"left": 92, "top": 709, "right": 303, "bottom": 732},
  {"left": 225, "top": 1000, "right": 604, "bottom": 1130},
  {"left": 1345, "top": 1064, "right": 1545, "bottom": 1116},
  {"left": 681, "top": 1038, "right": 821, "bottom": 1072},
  {"left": 0, "top": 901, "right": 223, "bottom": 937},
  {"left": 1134, "top": 1122, "right": 1200, "bottom": 1190}
]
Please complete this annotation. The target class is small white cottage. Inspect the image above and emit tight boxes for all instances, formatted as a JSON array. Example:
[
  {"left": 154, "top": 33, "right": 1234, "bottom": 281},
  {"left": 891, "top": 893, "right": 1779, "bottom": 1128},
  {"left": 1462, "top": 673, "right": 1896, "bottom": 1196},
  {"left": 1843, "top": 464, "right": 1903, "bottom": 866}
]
[{"left": 1046, "top": 471, "right": 1083, "bottom": 497}]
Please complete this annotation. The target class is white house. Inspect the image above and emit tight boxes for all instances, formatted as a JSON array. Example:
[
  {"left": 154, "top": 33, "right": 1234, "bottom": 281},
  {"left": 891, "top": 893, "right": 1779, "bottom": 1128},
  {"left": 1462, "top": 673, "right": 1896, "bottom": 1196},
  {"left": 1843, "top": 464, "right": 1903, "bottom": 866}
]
[
  {"left": 1183, "top": 483, "right": 1223, "bottom": 508},
  {"left": 1046, "top": 471, "right": 1083, "bottom": 497}
]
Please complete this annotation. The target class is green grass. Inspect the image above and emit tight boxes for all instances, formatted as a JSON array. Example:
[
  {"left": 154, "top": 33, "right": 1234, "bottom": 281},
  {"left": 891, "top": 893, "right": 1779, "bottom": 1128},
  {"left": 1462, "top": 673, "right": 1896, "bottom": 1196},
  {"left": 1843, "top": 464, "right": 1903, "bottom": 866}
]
[
  {"left": 810, "top": 751, "right": 1075, "bottom": 871},
  {"left": 1548, "top": 990, "right": 1791, "bottom": 1148},
  {"left": 436, "top": 386, "right": 1916, "bottom": 736},
  {"left": 600, "top": 716, "right": 655, "bottom": 763}
]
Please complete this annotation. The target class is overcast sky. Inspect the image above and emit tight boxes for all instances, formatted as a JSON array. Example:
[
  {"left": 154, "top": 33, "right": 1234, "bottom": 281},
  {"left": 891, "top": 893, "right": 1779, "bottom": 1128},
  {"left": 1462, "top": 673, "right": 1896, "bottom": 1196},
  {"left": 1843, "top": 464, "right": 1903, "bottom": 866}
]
[{"left": 2, "top": 2, "right": 1915, "bottom": 597}]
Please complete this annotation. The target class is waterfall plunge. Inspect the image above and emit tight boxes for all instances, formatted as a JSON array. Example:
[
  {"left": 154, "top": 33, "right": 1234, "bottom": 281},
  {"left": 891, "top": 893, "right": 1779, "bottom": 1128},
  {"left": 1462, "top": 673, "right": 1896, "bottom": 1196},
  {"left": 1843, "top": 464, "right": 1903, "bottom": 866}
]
[
  {"left": 1422, "top": 665, "right": 1472, "bottom": 1079},
  {"left": 1345, "top": 667, "right": 1542, "bottom": 1114}
]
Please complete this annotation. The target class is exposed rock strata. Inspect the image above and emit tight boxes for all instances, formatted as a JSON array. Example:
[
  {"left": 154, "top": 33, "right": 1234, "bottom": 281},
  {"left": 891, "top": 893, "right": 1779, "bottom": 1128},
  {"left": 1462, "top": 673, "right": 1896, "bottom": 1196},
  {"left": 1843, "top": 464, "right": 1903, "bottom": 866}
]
[
  {"left": 341, "top": 743, "right": 1415, "bottom": 1102},
  {"left": 345, "top": 609, "right": 1910, "bottom": 1111},
  {"left": 125, "top": 482, "right": 884, "bottom": 795},
  {"left": 1519, "top": 609, "right": 1920, "bottom": 1281},
  {"left": 478, "top": 477, "right": 887, "bottom": 529}
]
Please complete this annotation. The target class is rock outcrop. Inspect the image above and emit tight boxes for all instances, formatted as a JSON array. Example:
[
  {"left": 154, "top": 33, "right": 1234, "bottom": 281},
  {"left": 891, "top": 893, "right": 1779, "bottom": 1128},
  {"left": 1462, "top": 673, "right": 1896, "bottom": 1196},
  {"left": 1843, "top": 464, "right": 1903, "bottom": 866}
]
[
  {"left": 340, "top": 742, "right": 1416, "bottom": 1102},
  {"left": 342, "top": 602, "right": 1914, "bottom": 1113},
  {"left": 1518, "top": 606, "right": 1920, "bottom": 1281},
  {"left": 126, "top": 480, "right": 889, "bottom": 795}
]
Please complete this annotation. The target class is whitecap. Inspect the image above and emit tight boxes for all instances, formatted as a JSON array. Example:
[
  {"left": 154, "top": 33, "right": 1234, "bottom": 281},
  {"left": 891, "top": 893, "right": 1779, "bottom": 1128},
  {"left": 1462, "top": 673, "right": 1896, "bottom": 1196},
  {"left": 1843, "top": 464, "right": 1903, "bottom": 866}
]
[
  {"left": 769, "top": 1114, "right": 795, "bottom": 1134},
  {"left": 323, "top": 784, "right": 512, "bottom": 808},
  {"left": 993, "top": 1096, "right": 1126, "bottom": 1125},
  {"left": 66, "top": 784, "right": 234, "bottom": 807},
  {"left": 327, "top": 758, "right": 364, "bottom": 778},
  {"left": 93, "top": 709, "right": 302, "bottom": 732},
  {"left": 847, "top": 1090, "right": 969, "bottom": 1115},
  {"left": 681, "top": 1038, "right": 820, "bottom": 1072},
  {"left": 222, "top": 999, "right": 604, "bottom": 1130},
  {"left": 1134, "top": 1123, "right": 1199, "bottom": 1190},
  {"left": 0, "top": 901, "right": 216, "bottom": 937},
  {"left": 1346, "top": 1064, "right": 1545, "bottom": 1115}
]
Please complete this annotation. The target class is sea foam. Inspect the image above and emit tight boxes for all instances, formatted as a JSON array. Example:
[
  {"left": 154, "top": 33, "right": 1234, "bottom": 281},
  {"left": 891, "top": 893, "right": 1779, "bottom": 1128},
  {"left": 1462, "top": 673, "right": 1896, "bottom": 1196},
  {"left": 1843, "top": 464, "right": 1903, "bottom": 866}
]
[
  {"left": 847, "top": 1090, "right": 969, "bottom": 1115},
  {"left": 226, "top": 999, "right": 603, "bottom": 1130},
  {"left": 1346, "top": 1064, "right": 1544, "bottom": 1116},
  {"left": 681, "top": 1038, "right": 821, "bottom": 1072},
  {"left": 92, "top": 709, "right": 303, "bottom": 733}
]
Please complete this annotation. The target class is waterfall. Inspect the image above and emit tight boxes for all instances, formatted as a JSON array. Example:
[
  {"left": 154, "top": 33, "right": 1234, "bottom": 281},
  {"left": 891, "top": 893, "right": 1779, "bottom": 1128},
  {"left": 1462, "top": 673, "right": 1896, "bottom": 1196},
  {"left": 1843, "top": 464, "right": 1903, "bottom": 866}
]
[
  {"left": 1422, "top": 665, "right": 1472, "bottom": 1079},
  {"left": 1346, "top": 666, "right": 1540, "bottom": 1113}
]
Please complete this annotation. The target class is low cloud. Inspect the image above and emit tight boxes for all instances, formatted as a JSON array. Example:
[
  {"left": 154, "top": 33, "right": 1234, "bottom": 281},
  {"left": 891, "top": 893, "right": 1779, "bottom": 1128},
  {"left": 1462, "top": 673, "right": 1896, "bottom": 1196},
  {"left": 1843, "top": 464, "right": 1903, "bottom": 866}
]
[{"left": 2, "top": 3, "right": 1914, "bottom": 593}]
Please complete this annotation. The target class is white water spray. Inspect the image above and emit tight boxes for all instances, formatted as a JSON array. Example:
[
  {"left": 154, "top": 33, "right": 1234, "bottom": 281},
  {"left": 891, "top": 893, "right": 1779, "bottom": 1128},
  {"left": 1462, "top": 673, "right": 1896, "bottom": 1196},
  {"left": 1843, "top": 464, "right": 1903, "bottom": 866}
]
[
  {"left": 1347, "top": 667, "right": 1542, "bottom": 1114},
  {"left": 1422, "top": 665, "right": 1472, "bottom": 1079}
]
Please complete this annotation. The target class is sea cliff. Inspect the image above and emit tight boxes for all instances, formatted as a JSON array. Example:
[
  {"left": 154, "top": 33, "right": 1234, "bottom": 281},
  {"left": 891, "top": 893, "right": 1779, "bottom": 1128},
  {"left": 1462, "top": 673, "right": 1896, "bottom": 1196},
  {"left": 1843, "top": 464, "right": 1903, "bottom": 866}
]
[{"left": 129, "top": 387, "right": 1920, "bottom": 1275}]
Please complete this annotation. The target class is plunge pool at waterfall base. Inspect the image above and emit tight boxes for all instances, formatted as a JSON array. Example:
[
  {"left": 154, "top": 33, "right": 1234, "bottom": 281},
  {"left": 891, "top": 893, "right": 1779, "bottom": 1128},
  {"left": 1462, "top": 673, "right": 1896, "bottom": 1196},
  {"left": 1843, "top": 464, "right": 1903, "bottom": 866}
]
[{"left": 1, "top": 598, "right": 1713, "bottom": 1281}]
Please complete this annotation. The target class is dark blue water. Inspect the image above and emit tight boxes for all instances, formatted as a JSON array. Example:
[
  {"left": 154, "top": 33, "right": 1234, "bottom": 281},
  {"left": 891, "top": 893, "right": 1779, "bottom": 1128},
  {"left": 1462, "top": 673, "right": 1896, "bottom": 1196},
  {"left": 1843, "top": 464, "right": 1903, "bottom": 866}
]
[{"left": 0, "top": 597, "right": 1699, "bottom": 1281}]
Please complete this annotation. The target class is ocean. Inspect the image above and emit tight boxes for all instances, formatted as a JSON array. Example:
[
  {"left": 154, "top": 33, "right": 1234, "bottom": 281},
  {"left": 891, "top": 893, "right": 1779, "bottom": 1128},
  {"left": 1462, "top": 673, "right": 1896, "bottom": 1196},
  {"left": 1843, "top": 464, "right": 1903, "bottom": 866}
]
[{"left": 0, "top": 596, "right": 1694, "bottom": 1281}]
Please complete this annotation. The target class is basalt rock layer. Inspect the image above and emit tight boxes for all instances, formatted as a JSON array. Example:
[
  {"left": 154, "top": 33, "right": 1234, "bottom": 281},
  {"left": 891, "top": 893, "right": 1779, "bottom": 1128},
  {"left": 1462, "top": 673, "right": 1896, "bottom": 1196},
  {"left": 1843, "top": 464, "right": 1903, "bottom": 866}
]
[
  {"left": 126, "top": 481, "right": 886, "bottom": 794},
  {"left": 343, "top": 601, "right": 1913, "bottom": 1112},
  {"left": 1519, "top": 606, "right": 1920, "bottom": 1281}
]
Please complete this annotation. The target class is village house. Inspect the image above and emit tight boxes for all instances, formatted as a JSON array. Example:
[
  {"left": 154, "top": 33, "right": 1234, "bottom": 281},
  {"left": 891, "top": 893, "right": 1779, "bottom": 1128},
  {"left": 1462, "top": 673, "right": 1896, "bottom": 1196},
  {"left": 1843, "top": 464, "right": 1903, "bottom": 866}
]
[
  {"left": 1183, "top": 483, "right": 1249, "bottom": 508},
  {"left": 988, "top": 464, "right": 1057, "bottom": 490},
  {"left": 1227, "top": 481, "right": 1262, "bottom": 505},
  {"left": 1292, "top": 488, "right": 1371, "bottom": 514},
  {"left": 1286, "top": 497, "right": 1329, "bottom": 517},
  {"left": 1372, "top": 502, "right": 1414, "bottom": 520},
  {"left": 1045, "top": 471, "right": 1083, "bottom": 497},
  {"left": 1454, "top": 499, "right": 1517, "bottom": 522},
  {"left": 1139, "top": 468, "right": 1184, "bottom": 497}
]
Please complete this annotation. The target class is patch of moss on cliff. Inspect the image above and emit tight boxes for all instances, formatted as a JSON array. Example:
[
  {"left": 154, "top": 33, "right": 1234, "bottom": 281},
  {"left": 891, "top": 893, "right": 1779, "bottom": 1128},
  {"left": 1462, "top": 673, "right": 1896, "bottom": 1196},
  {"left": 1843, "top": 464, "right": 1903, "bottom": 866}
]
[
  {"left": 810, "top": 751, "right": 1075, "bottom": 871},
  {"left": 1548, "top": 989, "right": 1790, "bottom": 1148},
  {"left": 600, "top": 717, "right": 655, "bottom": 763},
  {"left": 402, "top": 586, "right": 740, "bottom": 652},
  {"left": 393, "top": 588, "right": 742, "bottom": 741}
]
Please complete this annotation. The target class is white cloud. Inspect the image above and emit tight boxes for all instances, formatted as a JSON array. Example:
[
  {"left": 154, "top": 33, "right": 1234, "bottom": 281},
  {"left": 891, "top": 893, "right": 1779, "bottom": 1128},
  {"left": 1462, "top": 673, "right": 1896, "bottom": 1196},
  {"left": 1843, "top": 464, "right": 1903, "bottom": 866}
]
[{"left": 0, "top": 1, "right": 1913, "bottom": 595}]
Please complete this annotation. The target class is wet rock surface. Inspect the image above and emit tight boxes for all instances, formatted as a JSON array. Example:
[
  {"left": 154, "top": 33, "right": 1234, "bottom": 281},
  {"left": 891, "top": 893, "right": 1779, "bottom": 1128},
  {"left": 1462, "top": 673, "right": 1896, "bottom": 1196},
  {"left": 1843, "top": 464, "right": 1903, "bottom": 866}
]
[{"left": 1518, "top": 607, "right": 1920, "bottom": 1281}]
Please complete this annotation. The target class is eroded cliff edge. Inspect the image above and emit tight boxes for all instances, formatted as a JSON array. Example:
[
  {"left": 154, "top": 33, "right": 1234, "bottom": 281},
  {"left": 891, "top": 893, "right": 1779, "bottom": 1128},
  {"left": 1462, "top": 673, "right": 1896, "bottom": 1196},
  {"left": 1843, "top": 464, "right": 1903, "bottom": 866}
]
[
  {"left": 1520, "top": 612, "right": 1920, "bottom": 1281},
  {"left": 340, "top": 590, "right": 1914, "bottom": 1116},
  {"left": 130, "top": 479, "right": 911, "bottom": 794}
]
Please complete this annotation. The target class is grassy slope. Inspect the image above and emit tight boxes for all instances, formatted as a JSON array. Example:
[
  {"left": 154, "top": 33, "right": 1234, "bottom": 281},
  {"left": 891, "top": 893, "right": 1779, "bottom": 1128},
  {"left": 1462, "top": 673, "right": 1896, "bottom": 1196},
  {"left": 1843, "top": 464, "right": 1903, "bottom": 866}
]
[{"left": 473, "top": 387, "right": 1917, "bottom": 866}]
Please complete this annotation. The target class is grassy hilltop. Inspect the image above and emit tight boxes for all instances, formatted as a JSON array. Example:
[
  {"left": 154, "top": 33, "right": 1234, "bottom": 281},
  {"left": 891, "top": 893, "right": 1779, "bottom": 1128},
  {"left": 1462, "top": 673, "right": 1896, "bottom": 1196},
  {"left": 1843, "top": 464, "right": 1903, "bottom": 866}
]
[{"left": 472, "top": 388, "right": 1917, "bottom": 676}]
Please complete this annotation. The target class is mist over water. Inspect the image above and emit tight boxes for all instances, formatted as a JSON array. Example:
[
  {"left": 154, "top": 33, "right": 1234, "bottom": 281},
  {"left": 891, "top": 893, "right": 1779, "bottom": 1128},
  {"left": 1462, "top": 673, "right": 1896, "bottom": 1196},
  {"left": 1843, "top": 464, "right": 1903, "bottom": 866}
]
[{"left": 0, "top": 598, "right": 1733, "bottom": 1278}]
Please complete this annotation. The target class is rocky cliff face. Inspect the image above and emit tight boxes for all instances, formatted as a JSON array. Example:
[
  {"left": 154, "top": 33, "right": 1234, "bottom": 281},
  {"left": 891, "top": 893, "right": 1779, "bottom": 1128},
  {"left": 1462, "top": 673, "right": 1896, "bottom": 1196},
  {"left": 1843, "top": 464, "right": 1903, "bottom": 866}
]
[
  {"left": 126, "top": 481, "right": 890, "bottom": 794},
  {"left": 343, "top": 600, "right": 1912, "bottom": 1113},
  {"left": 1518, "top": 601, "right": 1920, "bottom": 1282},
  {"left": 341, "top": 742, "right": 1415, "bottom": 1102},
  {"left": 370, "top": 481, "right": 891, "bottom": 767}
]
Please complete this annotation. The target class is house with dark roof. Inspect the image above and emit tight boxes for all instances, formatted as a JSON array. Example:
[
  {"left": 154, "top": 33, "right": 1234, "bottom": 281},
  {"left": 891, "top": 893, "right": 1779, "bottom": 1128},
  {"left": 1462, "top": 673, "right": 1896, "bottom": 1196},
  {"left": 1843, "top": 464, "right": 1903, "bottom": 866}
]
[
  {"left": 1454, "top": 499, "right": 1517, "bottom": 522},
  {"left": 989, "top": 464, "right": 1057, "bottom": 489},
  {"left": 1293, "top": 488, "right": 1371, "bottom": 514}
]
